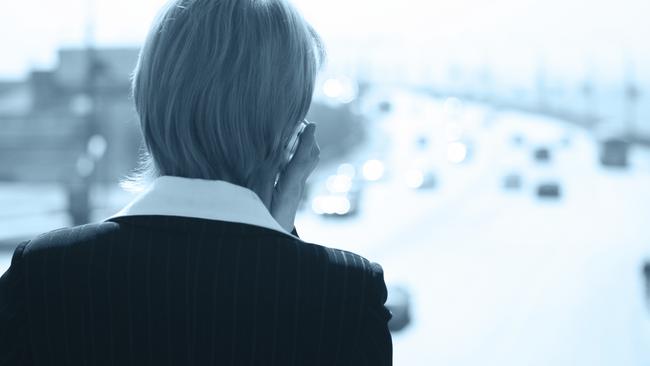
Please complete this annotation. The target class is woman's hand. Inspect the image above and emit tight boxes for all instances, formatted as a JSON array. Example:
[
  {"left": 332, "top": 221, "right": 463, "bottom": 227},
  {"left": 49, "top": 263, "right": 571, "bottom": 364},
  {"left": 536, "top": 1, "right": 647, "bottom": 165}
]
[
  {"left": 271, "top": 122, "right": 319, "bottom": 232},
  {"left": 248, "top": 122, "right": 319, "bottom": 233}
]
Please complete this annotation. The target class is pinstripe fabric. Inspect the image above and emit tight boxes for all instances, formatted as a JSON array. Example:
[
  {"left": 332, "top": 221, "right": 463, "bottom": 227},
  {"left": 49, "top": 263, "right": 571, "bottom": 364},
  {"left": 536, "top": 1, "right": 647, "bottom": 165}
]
[{"left": 0, "top": 216, "right": 392, "bottom": 365}]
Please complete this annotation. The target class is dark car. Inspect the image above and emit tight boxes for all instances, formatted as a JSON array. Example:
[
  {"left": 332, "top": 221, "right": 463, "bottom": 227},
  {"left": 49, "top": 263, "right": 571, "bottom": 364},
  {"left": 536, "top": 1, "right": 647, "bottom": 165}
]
[
  {"left": 502, "top": 173, "right": 522, "bottom": 190},
  {"left": 379, "top": 100, "right": 392, "bottom": 113},
  {"left": 599, "top": 138, "right": 629, "bottom": 168},
  {"left": 642, "top": 260, "right": 650, "bottom": 308},
  {"left": 536, "top": 182, "right": 561, "bottom": 199},
  {"left": 533, "top": 147, "right": 551, "bottom": 163},
  {"left": 385, "top": 285, "right": 411, "bottom": 332}
]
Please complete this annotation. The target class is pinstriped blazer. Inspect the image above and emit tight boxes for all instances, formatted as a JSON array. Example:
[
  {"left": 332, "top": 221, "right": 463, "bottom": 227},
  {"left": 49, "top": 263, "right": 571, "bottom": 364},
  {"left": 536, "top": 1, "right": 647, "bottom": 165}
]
[{"left": 0, "top": 215, "right": 392, "bottom": 365}]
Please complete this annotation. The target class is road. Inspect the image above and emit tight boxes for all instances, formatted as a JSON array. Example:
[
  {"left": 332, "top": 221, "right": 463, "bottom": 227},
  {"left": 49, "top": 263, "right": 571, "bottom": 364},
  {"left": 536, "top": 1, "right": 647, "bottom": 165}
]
[
  {"left": 1, "top": 88, "right": 649, "bottom": 365},
  {"left": 295, "top": 89, "right": 650, "bottom": 365}
]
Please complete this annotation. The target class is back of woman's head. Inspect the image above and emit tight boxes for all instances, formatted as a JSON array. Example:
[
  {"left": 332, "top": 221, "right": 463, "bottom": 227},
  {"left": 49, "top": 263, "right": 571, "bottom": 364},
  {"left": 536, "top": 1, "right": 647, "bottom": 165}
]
[{"left": 129, "top": 0, "right": 324, "bottom": 189}]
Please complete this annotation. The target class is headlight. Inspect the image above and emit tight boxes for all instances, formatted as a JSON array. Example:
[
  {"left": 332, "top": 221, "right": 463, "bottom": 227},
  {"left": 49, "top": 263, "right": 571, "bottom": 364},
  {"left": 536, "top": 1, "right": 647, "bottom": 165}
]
[
  {"left": 362, "top": 159, "right": 385, "bottom": 181},
  {"left": 447, "top": 142, "right": 467, "bottom": 164}
]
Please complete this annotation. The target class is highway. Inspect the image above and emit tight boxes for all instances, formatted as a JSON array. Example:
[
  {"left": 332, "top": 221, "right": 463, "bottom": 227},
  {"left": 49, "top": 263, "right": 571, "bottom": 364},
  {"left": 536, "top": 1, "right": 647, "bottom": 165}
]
[
  {"left": 1, "top": 88, "right": 649, "bottom": 365},
  {"left": 296, "top": 88, "right": 650, "bottom": 365}
]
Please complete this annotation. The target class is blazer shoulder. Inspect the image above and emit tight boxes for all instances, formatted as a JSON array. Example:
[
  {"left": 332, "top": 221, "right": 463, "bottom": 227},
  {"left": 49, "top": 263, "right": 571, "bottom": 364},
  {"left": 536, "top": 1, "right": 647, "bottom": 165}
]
[
  {"left": 319, "top": 245, "right": 383, "bottom": 276},
  {"left": 23, "top": 221, "right": 120, "bottom": 256},
  {"left": 248, "top": 227, "right": 384, "bottom": 282},
  {"left": 315, "top": 245, "right": 386, "bottom": 292}
]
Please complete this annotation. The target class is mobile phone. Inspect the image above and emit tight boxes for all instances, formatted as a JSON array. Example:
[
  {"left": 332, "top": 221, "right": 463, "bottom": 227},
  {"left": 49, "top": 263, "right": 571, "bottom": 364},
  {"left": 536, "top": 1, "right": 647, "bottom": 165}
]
[
  {"left": 284, "top": 120, "right": 308, "bottom": 164},
  {"left": 275, "top": 120, "right": 308, "bottom": 187}
]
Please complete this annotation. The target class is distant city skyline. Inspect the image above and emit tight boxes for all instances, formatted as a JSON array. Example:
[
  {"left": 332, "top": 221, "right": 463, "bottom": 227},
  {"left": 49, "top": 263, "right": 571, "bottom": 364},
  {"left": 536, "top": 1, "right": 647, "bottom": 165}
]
[{"left": 3, "top": 0, "right": 650, "bottom": 82}]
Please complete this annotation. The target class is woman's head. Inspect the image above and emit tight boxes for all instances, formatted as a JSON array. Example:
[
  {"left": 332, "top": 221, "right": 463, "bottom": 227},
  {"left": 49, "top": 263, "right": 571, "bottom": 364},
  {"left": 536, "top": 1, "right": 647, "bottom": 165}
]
[{"left": 128, "top": 0, "right": 324, "bottom": 190}]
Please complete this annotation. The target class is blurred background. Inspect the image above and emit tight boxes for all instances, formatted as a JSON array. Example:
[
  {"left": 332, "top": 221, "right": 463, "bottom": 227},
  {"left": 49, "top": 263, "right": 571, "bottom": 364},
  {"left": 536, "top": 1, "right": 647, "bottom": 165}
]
[{"left": 2, "top": 0, "right": 650, "bottom": 364}]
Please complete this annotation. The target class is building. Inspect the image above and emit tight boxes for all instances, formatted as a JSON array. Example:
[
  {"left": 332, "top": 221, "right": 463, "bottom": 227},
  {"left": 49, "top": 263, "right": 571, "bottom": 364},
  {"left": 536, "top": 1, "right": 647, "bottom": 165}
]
[{"left": 0, "top": 47, "right": 142, "bottom": 183}]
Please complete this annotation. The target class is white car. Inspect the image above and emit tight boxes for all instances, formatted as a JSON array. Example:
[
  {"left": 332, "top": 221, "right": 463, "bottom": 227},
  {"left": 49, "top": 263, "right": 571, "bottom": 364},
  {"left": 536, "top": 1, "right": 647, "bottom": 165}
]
[{"left": 311, "top": 173, "right": 364, "bottom": 217}]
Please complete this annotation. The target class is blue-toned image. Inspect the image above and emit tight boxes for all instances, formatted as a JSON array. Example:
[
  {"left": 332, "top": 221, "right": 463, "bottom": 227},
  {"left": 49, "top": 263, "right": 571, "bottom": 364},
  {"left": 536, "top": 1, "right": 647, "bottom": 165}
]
[{"left": 1, "top": 0, "right": 649, "bottom": 365}]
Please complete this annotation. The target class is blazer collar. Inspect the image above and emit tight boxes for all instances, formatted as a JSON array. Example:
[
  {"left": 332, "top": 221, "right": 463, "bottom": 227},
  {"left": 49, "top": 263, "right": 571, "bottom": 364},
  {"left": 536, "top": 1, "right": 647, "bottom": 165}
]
[{"left": 106, "top": 175, "right": 296, "bottom": 239}]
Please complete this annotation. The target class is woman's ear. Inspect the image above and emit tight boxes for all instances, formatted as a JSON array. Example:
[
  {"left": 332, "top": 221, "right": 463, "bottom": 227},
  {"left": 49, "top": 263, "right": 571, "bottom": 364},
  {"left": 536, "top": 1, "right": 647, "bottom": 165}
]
[{"left": 244, "top": 147, "right": 285, "bottom": 211}]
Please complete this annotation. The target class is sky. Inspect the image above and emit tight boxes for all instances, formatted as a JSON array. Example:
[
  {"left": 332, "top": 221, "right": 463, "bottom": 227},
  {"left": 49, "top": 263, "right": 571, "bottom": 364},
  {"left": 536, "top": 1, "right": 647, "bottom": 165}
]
[{"left": 2, "top": 0, "right": 650, "bottom": 83}]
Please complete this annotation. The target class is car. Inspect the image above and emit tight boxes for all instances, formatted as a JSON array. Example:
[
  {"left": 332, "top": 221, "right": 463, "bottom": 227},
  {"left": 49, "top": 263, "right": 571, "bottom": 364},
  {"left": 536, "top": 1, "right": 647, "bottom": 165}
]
[
  {"left": 385, "top": 284, "right": 411, "bottom": 332},
  {"left": 311, "top": 192, "right": 359, "bottom": 217},
  {"left": 536, "top": 182, "right": 561, "bottom": 199},
  {"left": 415, "top": 135, "right": 429, "bottom": 150},
  {"left": 511, "top": 133, "right": 525, "bottom": 146},
  {"left": 642, "top": 260, "right": 650, "bottom": 308},
  {"left": 447, "top": 139, "right": 473, "bottom": 164},
  {"left": 361, "top": 159, "right": 386, "bottom": 182},
  {"left": 405, "top": 169, "right": 437, "bottom": 190},
  {"left": 311, "top": 174, "right": 363, "bottom": 217},
  {"left": 599, "top": 137, "right": 629, "bottom": 168},
  {"left": 378, "top": 100, "right": 392, "bottom": 113},
  {"left": 502, "top": 173, "right": 522, "bottom": 190},
  {"left": 533, "top": 147, "right": 551, "bottom": 163}
]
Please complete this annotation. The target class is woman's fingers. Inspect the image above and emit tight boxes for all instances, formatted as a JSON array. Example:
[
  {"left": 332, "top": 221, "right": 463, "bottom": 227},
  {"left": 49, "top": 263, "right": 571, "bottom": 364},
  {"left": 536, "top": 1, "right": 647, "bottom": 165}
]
[
  {"left": 247, "top": 122, "right": 319, "bottom": 215},
  {"left": 269, "top": 122, "right": 319, "bottom": 231},
  {"left": 287, "top": 123, "right": 319, "bottom": 175},
  {"left": 274, "top": 122, "right": 317, "bottom": 191},
  {"left": 295, "top": 122, "right": 317, "bottom": 161}
]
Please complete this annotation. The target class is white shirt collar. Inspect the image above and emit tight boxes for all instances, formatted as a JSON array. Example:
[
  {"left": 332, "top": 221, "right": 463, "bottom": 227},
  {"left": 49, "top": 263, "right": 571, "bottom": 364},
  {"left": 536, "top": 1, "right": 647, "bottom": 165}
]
[{"left": 105, "top": 175, "right": 297, "bottom": 239}]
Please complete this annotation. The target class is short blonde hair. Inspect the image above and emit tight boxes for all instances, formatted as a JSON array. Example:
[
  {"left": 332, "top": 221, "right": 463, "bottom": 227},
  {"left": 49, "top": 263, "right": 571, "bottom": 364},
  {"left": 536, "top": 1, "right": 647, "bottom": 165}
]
[{"left": 126, "top": 0, "right": 324, "bottom": 190}]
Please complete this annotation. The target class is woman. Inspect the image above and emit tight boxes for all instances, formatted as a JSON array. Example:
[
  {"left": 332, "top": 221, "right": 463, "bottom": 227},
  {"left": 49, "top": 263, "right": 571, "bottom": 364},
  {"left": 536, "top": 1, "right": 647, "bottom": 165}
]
[{"left": 0, "top": 0, "right": 392, "bottom": 365}]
